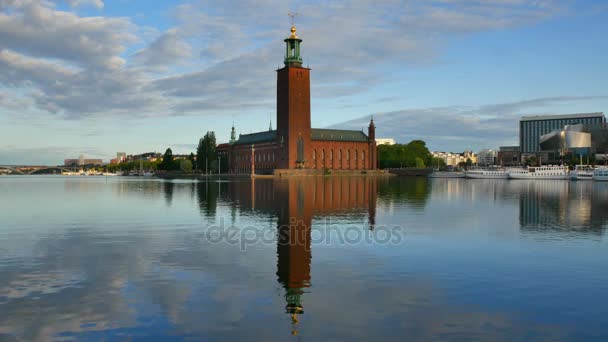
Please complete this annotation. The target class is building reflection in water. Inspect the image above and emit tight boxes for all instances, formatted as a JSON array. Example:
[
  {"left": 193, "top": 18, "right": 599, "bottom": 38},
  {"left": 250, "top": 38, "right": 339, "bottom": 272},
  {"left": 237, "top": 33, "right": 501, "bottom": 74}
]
[
  {"left": 517, "top": 180, "right": 608, "bottom": 235},
  {"left": 201, "top": 176, "right": 379, "bottom": 335}
]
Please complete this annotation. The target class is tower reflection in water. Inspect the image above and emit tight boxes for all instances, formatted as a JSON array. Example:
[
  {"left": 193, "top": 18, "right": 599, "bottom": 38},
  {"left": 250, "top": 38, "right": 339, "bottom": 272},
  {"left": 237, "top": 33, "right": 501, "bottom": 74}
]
[{"left": 215, "top": 176, "right": 378, "bottom": 335}]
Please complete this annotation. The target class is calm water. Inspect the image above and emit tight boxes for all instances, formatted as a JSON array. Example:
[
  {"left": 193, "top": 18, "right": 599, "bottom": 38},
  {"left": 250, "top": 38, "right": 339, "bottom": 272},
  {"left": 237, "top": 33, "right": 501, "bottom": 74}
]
[{"left": 1, "top": 176, "right": 608, "bottom": 341}]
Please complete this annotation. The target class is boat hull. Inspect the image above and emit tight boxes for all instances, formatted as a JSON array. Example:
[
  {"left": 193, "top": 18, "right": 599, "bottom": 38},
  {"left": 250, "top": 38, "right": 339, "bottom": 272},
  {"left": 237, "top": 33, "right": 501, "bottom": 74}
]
[
  {"left": 508, "top": 174, "right": 568, "bottom": 180},
  {"left": 466, "top": 173, "right": 508, "bottom": 179}
]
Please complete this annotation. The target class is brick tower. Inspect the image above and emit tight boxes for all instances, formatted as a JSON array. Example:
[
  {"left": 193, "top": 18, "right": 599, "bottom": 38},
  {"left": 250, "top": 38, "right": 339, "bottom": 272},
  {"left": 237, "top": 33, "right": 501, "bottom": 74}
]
[{"left": 276, "top": 24, "right": 311, "bottom": 169}]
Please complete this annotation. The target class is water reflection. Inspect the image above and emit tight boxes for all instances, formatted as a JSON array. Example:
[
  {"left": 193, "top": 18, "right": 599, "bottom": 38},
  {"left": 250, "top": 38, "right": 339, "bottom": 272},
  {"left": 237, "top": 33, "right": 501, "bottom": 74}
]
[
  {"left": 213, "top": 177, "right": 380, "bottom": 334},
  {"left": 517, "top": 180, "right": 608, "bottom": 236},
  {"left": 163, "top": 180, "right": 174, "bottom": 206},
  {"left": 1, "top": 176, "right": 608, "bottom": 340}
]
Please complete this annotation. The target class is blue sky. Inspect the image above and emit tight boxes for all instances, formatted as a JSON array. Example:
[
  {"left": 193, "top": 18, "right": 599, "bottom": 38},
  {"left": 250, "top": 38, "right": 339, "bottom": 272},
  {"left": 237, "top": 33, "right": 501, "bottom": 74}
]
[{"left": 1, "top": 0, "right": 607, "bottom": 165}]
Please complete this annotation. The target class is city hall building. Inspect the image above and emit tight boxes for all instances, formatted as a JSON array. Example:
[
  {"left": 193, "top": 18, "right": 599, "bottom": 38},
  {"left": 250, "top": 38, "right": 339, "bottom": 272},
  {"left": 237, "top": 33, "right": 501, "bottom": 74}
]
[{"left": 218, "top": 24, "right": 377, "bottom": 174}]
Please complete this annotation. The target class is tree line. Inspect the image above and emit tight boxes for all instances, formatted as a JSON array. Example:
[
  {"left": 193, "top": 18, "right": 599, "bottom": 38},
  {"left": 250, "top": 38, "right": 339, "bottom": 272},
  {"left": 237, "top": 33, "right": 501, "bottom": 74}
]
[
  {"left": 104, "top": 130, "right": 226, "bottom": 174},
  {"left": 377, "top": 140, "right": 435, "bottom": 169}
]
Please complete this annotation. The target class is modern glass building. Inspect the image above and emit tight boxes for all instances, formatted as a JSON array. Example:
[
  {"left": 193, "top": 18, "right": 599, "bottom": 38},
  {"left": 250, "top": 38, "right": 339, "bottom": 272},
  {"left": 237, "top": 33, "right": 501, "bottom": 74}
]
[{"left": 520, "top": 113, "right": 606, "bottom": 153}]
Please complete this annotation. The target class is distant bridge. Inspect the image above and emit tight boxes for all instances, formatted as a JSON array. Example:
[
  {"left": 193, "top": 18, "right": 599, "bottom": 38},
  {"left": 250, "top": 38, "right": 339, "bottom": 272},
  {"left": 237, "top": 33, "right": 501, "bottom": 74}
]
[{"left": 0, "top": 165, "right": 81, "bottom": 175}]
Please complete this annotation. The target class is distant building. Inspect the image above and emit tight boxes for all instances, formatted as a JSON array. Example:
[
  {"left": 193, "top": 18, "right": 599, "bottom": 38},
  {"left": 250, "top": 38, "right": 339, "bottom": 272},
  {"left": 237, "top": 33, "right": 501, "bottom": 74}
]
[
  {"left": 431, "top": 151, "right": 476, "bottom": 167},
  {"left": 477, "top": 149, "right": 497, "bottom": 166},
  {"left": 539, "top": 123, "right": 608, "bottom": 163},
  {"left": 497, "top": 146, "right": 520, "bottom": 166},
  {"left": 375, "top": 138, "right": 395, "bottom": 146},
  {"left": 64, "top": 157, "right": 103, "bottom": 166},
  {"left": 117, "top": 152, "right": 126, "bottom": 162},
  {"left": 64, "top": 159, "right": 79, "bottom": 166},
  {"left": 520, "top": 113, "right": 605, "bottom": 154}
]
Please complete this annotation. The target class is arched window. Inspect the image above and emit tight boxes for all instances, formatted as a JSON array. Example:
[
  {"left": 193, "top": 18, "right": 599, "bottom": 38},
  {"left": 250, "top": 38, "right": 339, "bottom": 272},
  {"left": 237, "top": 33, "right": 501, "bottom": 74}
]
[
  {"left": 330, "top": 150, "right": 333, "bottom": 161},
  {"left": 339, "top": 150, "right": 342, "bottom": 161},
  {"left": 313, "top": 149, "right": 316, "bottom": 160},
  {"left": 347, "top": 150, "right": 350, "bottom": 161},
  {"left": 322, "top": 149, "right": 325, "bottom": 160},
  {"left": 354, "top": 150, "right": 357, "bottom": 161},
  {"left": 362, "top": 151, "right": 366, "bottom": 161}
]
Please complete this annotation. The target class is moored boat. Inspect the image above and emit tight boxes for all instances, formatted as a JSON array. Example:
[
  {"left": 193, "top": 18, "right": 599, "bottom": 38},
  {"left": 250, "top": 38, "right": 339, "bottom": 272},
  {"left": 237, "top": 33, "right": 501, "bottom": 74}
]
[
  {"left": 508, "top": 166, "right": 569, "bottom": 180},
  {"left": 465, "top": 169, "right": 508, "bottom": 179},
  {"left": 593, "top": 167, "right": 608, "bottom": 181},
  {"left": 570, "top": 166, "right": 595, "bottom": 181}
]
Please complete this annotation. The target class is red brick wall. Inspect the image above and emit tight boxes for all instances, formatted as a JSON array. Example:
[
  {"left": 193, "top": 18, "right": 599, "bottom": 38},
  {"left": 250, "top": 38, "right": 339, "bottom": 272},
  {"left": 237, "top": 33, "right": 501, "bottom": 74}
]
[
  {"left": 277, "top": 66, "right": 311, "bottom": 169},
  {"left": 309, "top": 140, "right": 375, "bottom": 170}
]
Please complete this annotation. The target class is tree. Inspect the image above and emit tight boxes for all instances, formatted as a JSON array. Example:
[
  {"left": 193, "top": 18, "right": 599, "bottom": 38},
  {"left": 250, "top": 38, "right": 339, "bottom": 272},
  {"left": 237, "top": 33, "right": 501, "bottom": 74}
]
[
  {"left": 189, "top": 152, "right": 195, "bottom": 166},
  {"left": 377, "top": 140, "right": 432, "bottom": 169},
  {"left": 197, "top": 131, "right": 217, "bottom": 173},
  {"left": 161, "top": 148, "right": 175, "bottom": 170},
  {"left": 180, "top": 159, "right": 193, "bottom": 173},
  {"left": 431, "top": 157, "right": 446, "bottom": 169}
]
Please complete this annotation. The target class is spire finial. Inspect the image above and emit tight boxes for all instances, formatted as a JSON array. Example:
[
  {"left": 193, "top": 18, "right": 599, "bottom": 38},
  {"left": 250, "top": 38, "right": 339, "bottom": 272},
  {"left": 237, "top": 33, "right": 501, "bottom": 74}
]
[{"left": 288, "top": 12, "right": 300, "bottom": 38}]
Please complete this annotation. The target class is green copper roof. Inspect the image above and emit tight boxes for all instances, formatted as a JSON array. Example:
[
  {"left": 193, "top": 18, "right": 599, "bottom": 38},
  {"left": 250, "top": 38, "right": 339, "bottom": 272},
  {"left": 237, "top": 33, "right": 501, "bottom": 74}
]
[
  {"left": 311, "top": 128, "right": 369, "bottom": 142},
  {"left": 235, "top": 130, "right": 277, "bottom": 145},
  {"left": 235, "top": 128, "right": 369, "bottom": 145}
]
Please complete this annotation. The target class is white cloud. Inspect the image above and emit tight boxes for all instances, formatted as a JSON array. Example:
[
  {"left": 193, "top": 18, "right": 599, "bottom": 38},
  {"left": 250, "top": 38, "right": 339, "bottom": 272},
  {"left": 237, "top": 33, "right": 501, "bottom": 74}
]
[
  {"left": 133, "top": 28, "right": 193, "bottom": 69},
  {"left": 0, "top": 0, "right": 583, "bottom": 121}
]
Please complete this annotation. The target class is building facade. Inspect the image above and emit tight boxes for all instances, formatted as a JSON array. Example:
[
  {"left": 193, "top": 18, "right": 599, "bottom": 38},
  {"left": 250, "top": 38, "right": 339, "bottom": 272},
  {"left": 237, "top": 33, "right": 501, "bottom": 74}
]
[
  {"left": 520, "top": 113, "right": 606, "bottom": 154},
  {"left": 477, "top": 149, "right": 497, "bottom": 166},
  {"left": 218, "top": 25, "right": 377, "bottom": 174},
  {"left": 497, "top": 146, "right": 520, "bottom": 166},
  {"left": 64, "top": 157, "right": 103, "bottom": 166},
  {"left": 375, "top": 138, "right": 396, "bottom": 146},
  {"left": 431, "top": 151, "right": 477, "bottom": 167}
]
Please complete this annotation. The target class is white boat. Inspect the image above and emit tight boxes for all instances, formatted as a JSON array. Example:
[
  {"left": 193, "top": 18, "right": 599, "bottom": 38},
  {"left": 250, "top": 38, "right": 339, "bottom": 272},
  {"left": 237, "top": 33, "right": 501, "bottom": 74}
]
[
  {"left": 429, "top": 171, "right": 466, "bottom": 178},
  {"left": 142, "top": 171, "right": 154, "bottom": 177},
  {"left": 570, "top": 166, "right": 595, "bottom": 181},
  {"left": 508, "top": 166, "right": 569, "bottom": 180},
  {"left": 593, "top": 167, "right": 608, "bottom": 181},
  {"left": 465, "top": 169, "right": 508, "bottom": 179}
]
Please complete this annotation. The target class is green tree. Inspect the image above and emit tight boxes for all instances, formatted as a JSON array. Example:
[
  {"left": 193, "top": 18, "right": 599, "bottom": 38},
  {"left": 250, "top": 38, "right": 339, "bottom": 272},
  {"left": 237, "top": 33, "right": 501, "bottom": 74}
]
[
  {"left": 197, "top": 131, "right": 217, "bottom": 173},
  {"left": 431, "top": 157, "right": 446, "bottom": 169},
  {"left": 377, "top": 140, "right": 432, "bottom": 169},
  {"left": 161, "top": 148, "right": 175, "bottom": 170},
  {"left": 180, "top": 159, "right": 193, "bottom": 173}
]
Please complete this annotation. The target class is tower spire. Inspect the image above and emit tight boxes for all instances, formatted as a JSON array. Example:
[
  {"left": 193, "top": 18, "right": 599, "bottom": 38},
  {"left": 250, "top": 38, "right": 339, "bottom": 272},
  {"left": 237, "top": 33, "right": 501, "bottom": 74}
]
[
  {"left": 284, "top": 13, "right": 303, "bottom": 67},
  {"left": 229, "top": 123, "right": 237, "bottom": 144}
]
